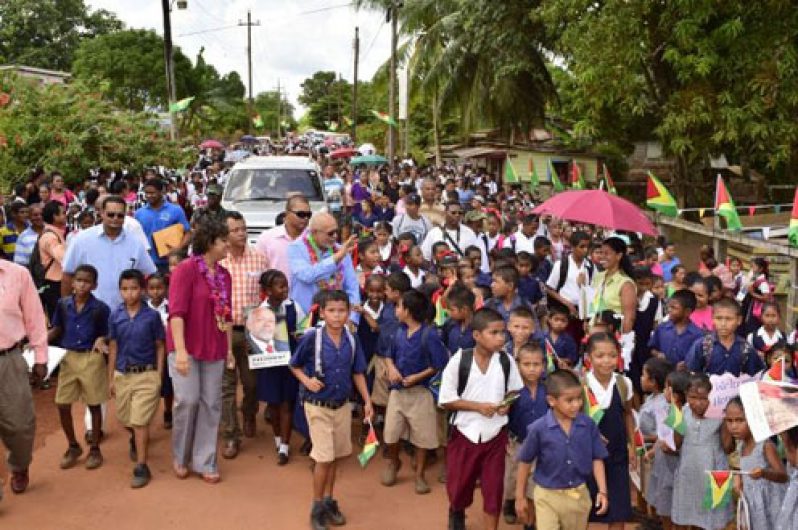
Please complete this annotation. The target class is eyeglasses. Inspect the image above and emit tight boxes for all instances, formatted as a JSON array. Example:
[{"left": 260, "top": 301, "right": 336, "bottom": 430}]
[
  {"left": 449, "top": 210, "right": 463, "bottom": 215},
  {"left": 105, "top": 212, "right": 125, "bottom": 219},
  {"left": 290, "top": 210, "right": 313, "bottom": 220}
]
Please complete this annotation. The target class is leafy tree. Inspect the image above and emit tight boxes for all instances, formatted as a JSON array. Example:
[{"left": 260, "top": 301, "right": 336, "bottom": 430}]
[
  {"left": 0, "top": 74, "right": 191, "bottom": 190},
  {"left": 298, "top": 71, "right": 352, "bottom": 130},
  {"left": 254, "top": 90, "right": 296, "bottom": 136},
  {"left": 0, "top": 0, "right": 121, "bottom": 71},
  {"left": 72, "top": 29, "right": 194, "bottom": 111}
]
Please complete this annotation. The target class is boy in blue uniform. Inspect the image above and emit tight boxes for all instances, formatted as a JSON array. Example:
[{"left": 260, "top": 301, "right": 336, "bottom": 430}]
[
  {"left": 48, "top": 264, "right": 110, "bottom": 471},
  {"left": 503, "top": 343, "right": 549, "bottom": 527},
  {"left": 506, "top": 306, "right": 545, "bottom": 358},
  {"left": 515, "top": 369, "right": 609, "bottom": 530},
  {"left": 649, "top": 289, "right": 704, "bottom": 370},
  {"left": 443, "top": 284, "right": 476, "bottom": 353},
  {"left": 290, "top": 290, "right": 373, "bottom": 530},
  {"left": 686, "top": 298, "right": 765, "bottom": 376},
  {"left": 545, "top": 305, "right": 579, "bottom": 368},
  {"left": 485, "top": 266, "right": 529, "bottom": 322},
  {"left": 107, "top": 269, "right": 165, "bottom": 488},
  {"left": 517, "top": 252, "right": 544, "bottom": 307},
  {"left": 380, "top": 290, "right": 449, "bottom": 494}
]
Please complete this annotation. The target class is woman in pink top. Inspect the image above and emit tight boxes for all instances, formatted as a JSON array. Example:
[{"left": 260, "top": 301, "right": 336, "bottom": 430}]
[
  {"left": 49, "top": 173, "right": 75, "bottom": 206},
  {"left": 167, "top": 218, "right": 232, "bottom": 483},
  {"left": 689, "top": 277, "right": 714, "bottom": 331}
]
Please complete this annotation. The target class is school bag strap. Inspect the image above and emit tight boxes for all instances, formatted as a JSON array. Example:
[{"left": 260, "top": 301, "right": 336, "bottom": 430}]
[
  {"left": 455, "top": 348, "right": 511, "bottom": 398},
  {"left": 312, "top": 323, "right": 356, "bottom": 378},
  {"left": 700, "top": 332, "right": 753, "bottom": 372},
  {"left": 555, "top": 253, "right": 594, "bottom": 293}
]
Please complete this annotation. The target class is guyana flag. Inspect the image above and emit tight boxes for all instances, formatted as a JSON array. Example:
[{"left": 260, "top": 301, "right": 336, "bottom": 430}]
[
  {"left": 504, "top": 159, "right": 519, "bottom": 184},
  {"left": 715, "top": 174, "right": 742, "bottom": 230},
  {"left": 788, "top": 187, "right": 798, "bottom": 247},
  {"left": 664, "top": 402, "right": 686, "bottom": 435},
  {"left": 632, "top": 410, "right": 646, "bottom": 456},
  {"left": 571, "top": 162, "right": 586, "bottom": 189},
  {"left": 763, "top": 357, "right": 786, "bottom": 382},
  {"left": 326, "top": 121, "right": 339, "bottom": 132},
  {"left": 370, "top": 109, "right": 397, "bottom": 127},
  {"left": 544, "top": 339, "right": 557, "bottom": 374},
  {"left": 252, "top": 114, "right": 264, "bottom": 128},
  {"left": 169, "top": 96, "right": 195, "bottom": 113},
  {"left": 604, "top": 164, "right": 617, "bottom": 195},
  {"left": 548, "top": 159, "right": 565, "bottom": 192},
  {"left": 703, "top": 471, "right": 733, "bottom": 510},
  {"left": 343, "top": 116, "right": 353, "bottom": 127},
  {"left": 646, "top": 171, "right": 678, "bottom": 217},
  {"left": 583, "top": 385, "right": 604, "bottom": 425},
  {"left": 357, "top": 421, "right": 380, "bottom": 468},
  {"left": 528, "top": 158, "right": 539, "bottom": 187}
]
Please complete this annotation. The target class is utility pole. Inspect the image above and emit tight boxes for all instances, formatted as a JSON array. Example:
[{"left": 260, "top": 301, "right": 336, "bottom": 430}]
[
  {"left": 161, "top": 0, "right": 177, "bottom": 140},
  {"left": 239, "top": 10, "right": 261, "bottom": 134},
  {"left": 352, "top": 26, "right": 359, "bottom": 144},
  {"left": 336, "top": 72, "right": 342, "bottom": 128},
  {"left": 388, "top": 3, "right": 399, "bottom": 164},
  {"left": 275, "top": 78, "right": 282, "bottom": 139}
]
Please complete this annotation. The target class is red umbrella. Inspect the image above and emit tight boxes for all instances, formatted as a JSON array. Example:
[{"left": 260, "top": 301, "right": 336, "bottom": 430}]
[
  {"left": 330, "top": 147, "right": 357, "bottom": 159},
  {"left": 532, "top": 189, "right": 658, "bottom": 235},
  {"left": 200, "top": 139, "right": 224, "bottom": 149}
]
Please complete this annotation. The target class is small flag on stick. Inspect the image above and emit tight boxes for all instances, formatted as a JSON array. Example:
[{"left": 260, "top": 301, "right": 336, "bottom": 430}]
[
  {"left": 664, "top": 402, "right": 686, "bottom": 435},
  {"left": 632, "top": 410, "right": 646, "bottom": 456},
  {"left": 763, "top": 357, "right": 786, "bottom": 382},
  {"left": 715, "top": 174, "right": 742, "bottom": 230},
  {"left": 529, "top": 158, "right": 539, "bottom": 187},
  {"left": 703, "top": 470, "right": 733, "bottom": 510},
  {"left": 370, "top": 110, "right": 397, "bottom": 127},
  {"left": 548, "top": 159, "right": 565, "bottom": 192},
  {"left": 571, "top": 162, "right": 585, "bottom": 189},
  {"left": 504, "top": 160, "right": 519, "bottom": 184},
  {"left": 646, "top": 171, "right": 679, "bottom": 217},
  {"left": 604, "top": 164, "right": 617, "bottom": 194},
  {"left": 169, "top": 96, "right": 195, "bottom": 113},
  {"left": 358, "top": 420, "right": 380, "bottom": 468},
  {"left": 252, "top": 114, "right": 264, "bottom": 128},
  {"left": 788, "top": 187, "right": 798, "bottom": 247},
  {"left": 544, "top": 339, "right": 558, "bottom": 374},
  {"left": 583, "top": 385, "right": 604, "bottom": 425}
]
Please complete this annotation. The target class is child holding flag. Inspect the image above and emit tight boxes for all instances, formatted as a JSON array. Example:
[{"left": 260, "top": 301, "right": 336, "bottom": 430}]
[
  {"left": 646, "top": 370, "right": 690, "bottom": 529},
  {"left": 724, "top": 397, "right": 787, "bottom": 529},
  {"left": 671, "top": 373, "right": 734, "bottom": 529},
  {"left": 544, "top": 305, "right": 578, "bottom": 368},
  {"left": 502, "top": 343, "right": 548, "bottom": 528},
  {"left": 582, "top": 332, "right": 635, "bottom": 528}
]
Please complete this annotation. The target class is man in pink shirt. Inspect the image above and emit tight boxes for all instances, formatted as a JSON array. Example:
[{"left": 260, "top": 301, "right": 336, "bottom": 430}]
[
  {"left": 256, "top": 195, "right": 311, "bottom": 281},
  {"left": 0, "top": 260, "right": 48, "bottom": 498}
]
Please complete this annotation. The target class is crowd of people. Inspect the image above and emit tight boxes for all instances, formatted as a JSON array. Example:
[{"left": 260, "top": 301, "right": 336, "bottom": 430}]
[{"left": 1, "top": 155, "right": 798, "bottom": 530}]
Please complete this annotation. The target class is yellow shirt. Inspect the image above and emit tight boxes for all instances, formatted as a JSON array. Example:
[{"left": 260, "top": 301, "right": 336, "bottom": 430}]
[{"left": 592, "top": 269, "right": 635, "bottom": 315}]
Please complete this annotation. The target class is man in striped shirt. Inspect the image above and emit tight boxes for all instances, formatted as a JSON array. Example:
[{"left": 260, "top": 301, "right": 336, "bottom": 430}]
[
  {"left": 219, "top": 211, "right": 267, "bottom": 458},
  {"left": 13, "top": 203, "right": 44, "bottom": 266}
]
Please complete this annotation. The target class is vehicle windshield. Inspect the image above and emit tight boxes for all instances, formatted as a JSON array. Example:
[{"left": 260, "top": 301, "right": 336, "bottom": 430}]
[{"left": 224, "top": 168, "right": 322, "bottom": 202}]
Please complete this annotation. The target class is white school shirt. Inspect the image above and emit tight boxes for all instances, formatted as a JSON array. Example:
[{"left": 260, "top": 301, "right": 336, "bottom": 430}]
[
  {"left": 546, "top": 255, "right": 590, "bottom": 305},
  {"left": 403, "top": 266, "right": 426, "bottom": 289},
  {"left": 438, "top": 349, "right": 523, "bottom": 444}
]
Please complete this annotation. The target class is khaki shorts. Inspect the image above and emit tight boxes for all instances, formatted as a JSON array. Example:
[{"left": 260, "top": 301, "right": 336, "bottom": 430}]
[
  {"left": 504, "top": 436, "right": 536, "bottom": 500},
  {"left": 305, "top": 402, "right": 353, "bottom": 463},
  {"left": 55, "top": 350, "right": 107, "bottom": 406},
  {"left": 383, "top": 386, "right": 439, "bottom": 449},
  {"left": 370, "top": 357, "right": 390, "bottom": 407},
  {"left": 533, "top": 483, "right": 591, "bottom": 530},
  {"left": 114, "top": 371, "right": 161, "bottom": 427}
]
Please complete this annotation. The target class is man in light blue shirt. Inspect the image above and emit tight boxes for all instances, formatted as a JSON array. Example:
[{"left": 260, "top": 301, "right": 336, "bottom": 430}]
[
  {"left": 134, "top": 178, "right": 191, "bottom": 273},
  {"left": 62, "top": 196, "right": 156, "bottom": 308},
  {"left": 287, "top": 212, "right": 360, "bottom": 324}
]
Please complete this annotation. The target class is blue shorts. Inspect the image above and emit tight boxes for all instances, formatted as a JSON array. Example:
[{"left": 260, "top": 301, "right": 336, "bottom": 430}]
[{"left": 256, "top": 366, "right": 299, "bottom": 405}]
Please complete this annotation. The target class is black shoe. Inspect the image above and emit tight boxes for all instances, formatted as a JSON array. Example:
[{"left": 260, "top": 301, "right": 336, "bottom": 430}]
[
  {"left": 277, "top": 451, "right": 289, "bottom": 466},
  {"left": 310, "top": 502, "right": 328, "bottom": 530},
  {"left": 448, "top": 509, "right": 465, "bottom": 530},
  {"left": 131, "top": 464, "right": 151, "bottom": 489},
  {"left": 523, "top": 526, "right": 536, "bottom": 530},
  {"left": 323, "top": 497, "right": 346, "bottom": 526},
  {"left": 503, "top": 499, "right": 518, "bottom": 524},
  {"left": 129, "top": 435, "right": 137, "bottom": 463},
  {"left": 85, "top": 430, "right": 104, "bottom": 444}
]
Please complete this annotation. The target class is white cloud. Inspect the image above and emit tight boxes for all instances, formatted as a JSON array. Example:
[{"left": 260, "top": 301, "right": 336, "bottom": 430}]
[{"left": 86, "top": 0, "right": 392, "bottom": 114}]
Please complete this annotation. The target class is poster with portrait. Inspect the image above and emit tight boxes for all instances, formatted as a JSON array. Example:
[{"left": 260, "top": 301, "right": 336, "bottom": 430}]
[
  {"left": 739, "top": 380, "right": 798, "bottom": 442},
  {"left": 245, "top": 305, "right": 291, "bottom": 369}
]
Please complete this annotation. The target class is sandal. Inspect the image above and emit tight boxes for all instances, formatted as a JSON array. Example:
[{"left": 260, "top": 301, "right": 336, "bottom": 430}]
[
  {"left": 202, "top": 472, "right": 220, "bottom": 484},
  {"left": 173, "top": 462, "right": 189, "bottom": 479}
]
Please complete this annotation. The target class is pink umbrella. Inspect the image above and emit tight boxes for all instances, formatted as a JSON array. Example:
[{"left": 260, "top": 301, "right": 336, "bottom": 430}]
[
  {"left": 330, "top": 147, "right": 357, "bottom": 159},
  {"left": 200, "top": 139, "right": 224, "bottom": 149},
  {"left": 532, "top": 189, "right": 658, "bottom": 235}
]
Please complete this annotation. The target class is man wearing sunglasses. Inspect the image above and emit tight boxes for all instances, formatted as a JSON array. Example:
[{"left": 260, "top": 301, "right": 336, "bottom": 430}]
[
  {"left": 287, "top": 212, "right": 360, "bottom": 325},
  {"left": 420, "top": 202, "right": 488, "bottom": 272},
  {"left": 257, "top": 196, "right": 313, "bottom": 283}
]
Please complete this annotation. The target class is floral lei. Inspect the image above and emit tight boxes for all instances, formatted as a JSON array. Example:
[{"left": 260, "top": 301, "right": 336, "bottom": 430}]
[
  {"left": 303, "top": 233, "right": 344, "bottom": 291},
  {"left": 194, "top": 255, "right": 231, "bottom": 324}
]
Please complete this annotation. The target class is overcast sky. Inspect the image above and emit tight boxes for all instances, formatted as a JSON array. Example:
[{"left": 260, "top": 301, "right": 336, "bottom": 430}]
[{"left": 87, "top": 0, "right": 392, "bottom": 115}]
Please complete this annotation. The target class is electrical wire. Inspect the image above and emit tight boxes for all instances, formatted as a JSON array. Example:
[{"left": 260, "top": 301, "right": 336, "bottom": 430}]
[{"left": 176, "top": 24, "right": 239, "bottom": 37}]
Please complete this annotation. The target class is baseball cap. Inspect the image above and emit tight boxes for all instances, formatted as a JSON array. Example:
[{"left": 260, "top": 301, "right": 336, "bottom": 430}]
[
  {"left": 207, "top": 184, "right": 223, "bottom": 196},
  {"left": 406, "top": 193, "right": 421, "bottom": 205},
  {"left": 464, "top": 210, "right": 487, "bottom": 223}
]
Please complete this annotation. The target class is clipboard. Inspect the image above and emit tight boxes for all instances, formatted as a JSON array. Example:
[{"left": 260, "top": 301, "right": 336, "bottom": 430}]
[{"left": 153, "top": 223, "right": 185, "bottom": 257}]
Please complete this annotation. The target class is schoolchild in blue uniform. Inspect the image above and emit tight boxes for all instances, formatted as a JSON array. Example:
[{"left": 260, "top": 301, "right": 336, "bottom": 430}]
[
  {"left": 503, "top": 343, "right": 549, "bottom": 528},
  {"left": 686, "top": 298, "right": 765, "bottom": 376},
  {"left": 648, "top": 289, "right": 703, "bottom": 369},
  {"left": 544, "top": 305, "right": 579, "bottom": 367},
  {"left": 256, "top": 269, "right": 305, "bottom": 465},
  {"left": 505, "top": 306, "right": 545, "bottom": 358},
  {"left": 290, "top": 290, "right": 373, "bottom": 530},
  {"left": 442, "top": 284, "right": 476, "bottom": 353},
  {"left": 357, "top": 274, "right": 387, "bottom": 393},
  {"left": 517, "top": 252, "right": 544, "bottom": 307},
  {"left": 515, "top": 369, "right": 609, "bottom": 530}
]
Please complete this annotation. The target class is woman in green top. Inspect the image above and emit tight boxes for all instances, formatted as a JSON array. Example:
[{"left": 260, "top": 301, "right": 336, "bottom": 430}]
[
  {"left": 665, "top": 264, "right": 687, "bottom": 298},
  {"left": 592, "top": 237, "right": 637, "bottom": 334}
]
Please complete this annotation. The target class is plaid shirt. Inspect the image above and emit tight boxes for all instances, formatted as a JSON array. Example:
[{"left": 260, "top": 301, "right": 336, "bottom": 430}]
[{"left": 220, "top": 245, "right": 267, "bottom": 326}]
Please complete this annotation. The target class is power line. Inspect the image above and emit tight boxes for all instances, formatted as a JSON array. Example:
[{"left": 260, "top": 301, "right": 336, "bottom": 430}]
[
  {"left": 362, "top": 21, "right": 385, "bottom": 62},
  {"left": 299, "top": 3, "right": 353, "bottom": 15},
  {"left": 176, "top": 24, "right": 238, "bottom": 37}
]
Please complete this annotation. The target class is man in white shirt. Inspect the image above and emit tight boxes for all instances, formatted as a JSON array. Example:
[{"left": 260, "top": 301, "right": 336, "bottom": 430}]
[
  {"left": 502, "top": 213, "right": 539, "bottom": 254},
  {"left": 438, "top": 308, "right": 523, "bottom": 530},
  {"left": 546, "top": 230, "right": 594, "bottom": 344},
  {"left": 421, "top": 202, "right": 487, "bottom": 271}
]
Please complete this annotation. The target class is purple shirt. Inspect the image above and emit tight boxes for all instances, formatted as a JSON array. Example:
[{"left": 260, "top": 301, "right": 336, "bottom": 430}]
[
  {"left": 517, "top": 410, "right": 608, "bottom": 489},
  {"left": 166, "top": 258, "right": 231, "bottom": 362},
  {"left": 351, "top": 181, "right": 371, "bottom": 203}
]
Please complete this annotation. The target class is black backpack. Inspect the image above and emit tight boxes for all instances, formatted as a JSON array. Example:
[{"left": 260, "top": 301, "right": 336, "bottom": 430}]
[
  {"left": 555, "top": 254, "right": 595, "bottom": 292},
  {"left": 28, "top": 229, "right": 57, "bottom": 291},
  {"left": 448, "top": 348, "right": 512, "bottom": 424}
]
